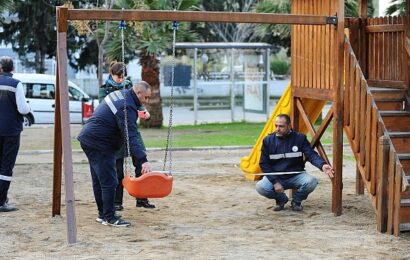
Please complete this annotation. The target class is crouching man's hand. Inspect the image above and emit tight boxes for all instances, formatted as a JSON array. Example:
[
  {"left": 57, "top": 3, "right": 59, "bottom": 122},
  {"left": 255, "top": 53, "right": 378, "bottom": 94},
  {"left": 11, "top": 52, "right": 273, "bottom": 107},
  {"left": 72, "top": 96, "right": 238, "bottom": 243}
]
[
  {"left": 273, "top": 182, "right": 284, "bottom": 193},
  {"left": 322, "top": 164, "right": 334, "bottom": 178}
]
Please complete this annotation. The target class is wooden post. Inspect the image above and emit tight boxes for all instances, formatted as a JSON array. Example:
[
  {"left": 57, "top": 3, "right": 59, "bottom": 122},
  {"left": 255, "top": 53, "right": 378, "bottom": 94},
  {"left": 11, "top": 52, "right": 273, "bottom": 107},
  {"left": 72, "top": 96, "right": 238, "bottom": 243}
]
[
  {"left": 376, "top": 135, "right": 389, "bottom": 232},
  {"left": 355, "top": 166, "right": 364, "bottom": 195},
  {"left": 52, "top": 45, "right": 62, "bottom": 216},
  {"left": 358, "top": 0, "right": 368, "bottom": 78},
  {"left": 56, "top": 7, "right": 77, "bottom": 245},
  {"left": 332, "top": 0, "right": 345, "bottom": 216}
]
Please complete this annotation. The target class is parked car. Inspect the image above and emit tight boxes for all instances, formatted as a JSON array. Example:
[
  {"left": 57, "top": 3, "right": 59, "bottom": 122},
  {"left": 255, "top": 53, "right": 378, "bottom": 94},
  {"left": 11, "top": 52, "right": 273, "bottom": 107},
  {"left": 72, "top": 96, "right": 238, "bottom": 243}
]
[{"left": 12, "top": 73, "right": 95, "bottom": 126}]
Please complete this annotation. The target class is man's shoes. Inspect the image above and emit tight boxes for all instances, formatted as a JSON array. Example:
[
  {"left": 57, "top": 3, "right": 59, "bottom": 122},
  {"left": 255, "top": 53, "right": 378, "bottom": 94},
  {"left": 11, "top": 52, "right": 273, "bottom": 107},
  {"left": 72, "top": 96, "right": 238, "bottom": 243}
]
[
  {"left": 273, "top": 197, "right": 289, "bottom": 211},
  {"left": 291, "top": 201, "right": 303, "bottom": 211},
  {"left": 96, "top": 212, "right": 122, "bottom": 223},
  {"left": 0, "top": 203, "right": 18, "bottom": 212},
  {"left": 136, "top": 199, "right": 155, "bottom": 209},
  {"left": 102, "top": 217, "right": 131, "bottom": 227},
  {"left": 114, "top": 204, "right": 124, "bottom": 211}
]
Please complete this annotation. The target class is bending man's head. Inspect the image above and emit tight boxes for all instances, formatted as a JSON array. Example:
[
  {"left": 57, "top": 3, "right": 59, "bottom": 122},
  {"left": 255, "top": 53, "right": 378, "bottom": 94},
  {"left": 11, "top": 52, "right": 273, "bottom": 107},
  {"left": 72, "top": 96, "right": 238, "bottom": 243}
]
[
  {"left": 133, "top": 81, "right": 151, "bottom": 104},
  {"left": 0, "top": 56, "right": 14, "bottom": 73},
  {"left": 275, "top": 114, "right": 292, "bottom": 137}
]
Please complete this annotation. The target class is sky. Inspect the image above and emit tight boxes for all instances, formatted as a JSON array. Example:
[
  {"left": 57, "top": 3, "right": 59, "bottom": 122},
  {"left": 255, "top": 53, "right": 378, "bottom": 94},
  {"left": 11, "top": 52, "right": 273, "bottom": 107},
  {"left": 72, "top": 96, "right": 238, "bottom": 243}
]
[{"left": 378, "top": 0, "right": 390, "bottom": 16}]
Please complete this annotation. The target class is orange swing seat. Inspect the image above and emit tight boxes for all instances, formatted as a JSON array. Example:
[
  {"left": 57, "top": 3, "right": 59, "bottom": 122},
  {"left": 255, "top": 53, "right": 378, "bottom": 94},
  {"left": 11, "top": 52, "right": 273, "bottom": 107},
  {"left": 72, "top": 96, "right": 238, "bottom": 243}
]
[{"left": 123, "top": 172, "right": 173, "bottom": 198}]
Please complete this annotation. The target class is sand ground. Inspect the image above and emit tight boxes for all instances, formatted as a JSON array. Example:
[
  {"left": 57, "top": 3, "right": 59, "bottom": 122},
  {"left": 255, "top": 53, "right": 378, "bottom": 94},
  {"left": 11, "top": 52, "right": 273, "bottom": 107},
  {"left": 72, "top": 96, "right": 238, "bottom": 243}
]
[{"left": 1, "top": 126, "right": 410, "bottom": 259}]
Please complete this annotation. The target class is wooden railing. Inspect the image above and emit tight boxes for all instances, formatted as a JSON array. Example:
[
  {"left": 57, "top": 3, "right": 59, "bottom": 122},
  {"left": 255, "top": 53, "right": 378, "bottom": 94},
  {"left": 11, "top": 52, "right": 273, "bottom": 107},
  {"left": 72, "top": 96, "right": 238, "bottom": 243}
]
[{"left": 344, "top": 36, "right": 409, "bottom": 235}]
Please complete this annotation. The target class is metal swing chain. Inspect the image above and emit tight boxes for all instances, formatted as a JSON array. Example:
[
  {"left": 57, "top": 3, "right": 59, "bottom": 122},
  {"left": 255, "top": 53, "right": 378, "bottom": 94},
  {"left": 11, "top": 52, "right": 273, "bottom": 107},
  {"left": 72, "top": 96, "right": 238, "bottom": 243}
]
[
  {"left": 119, "top": 19, "right": 133, "bottom": 177},
  {"left": 163, "top": 21, "right": 178, "bottom": 173}
]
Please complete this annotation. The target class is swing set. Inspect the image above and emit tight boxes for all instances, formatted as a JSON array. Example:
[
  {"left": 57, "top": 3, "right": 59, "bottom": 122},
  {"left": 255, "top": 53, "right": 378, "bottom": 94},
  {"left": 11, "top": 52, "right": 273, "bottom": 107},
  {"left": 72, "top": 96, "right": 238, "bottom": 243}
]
[
  {"left": 117, "top": 18, "right": 174, "bottom": 199},
  {"left": 54, "top": 3, "right": 345, "bottom": 244}
]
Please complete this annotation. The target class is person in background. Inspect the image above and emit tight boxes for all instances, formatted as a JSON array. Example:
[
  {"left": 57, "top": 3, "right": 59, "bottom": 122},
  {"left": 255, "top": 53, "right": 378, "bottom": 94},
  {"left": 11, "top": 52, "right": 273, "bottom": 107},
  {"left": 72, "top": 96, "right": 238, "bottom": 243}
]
[
  {"left": 99, "top": 61, "right": 155, "bottom": 211},
  {"left": 0, "top": 56, "right": 31, "bottom": 212},
  {"left": 256, "top": 114, "right": 334, "bottom": 212}
]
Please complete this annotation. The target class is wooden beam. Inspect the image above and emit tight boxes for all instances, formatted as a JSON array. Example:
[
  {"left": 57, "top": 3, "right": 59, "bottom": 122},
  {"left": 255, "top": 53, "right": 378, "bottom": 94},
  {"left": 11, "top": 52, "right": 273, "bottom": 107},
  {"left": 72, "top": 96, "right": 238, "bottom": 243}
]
[
  {"left": 56, "top": 7, "right": 77, "bottom": 245},
  {"left": 52, "top": 49, "right": 62, "bottom": 217},
  {"left": 292, "top": 87, "right": 333, "bottom": 101},
  {"left": 67, "top": 9, "right": 333, "bottom": 25},
  {"left": 359, "top": 0, "right": 368, "bottom": 18},
  {"left": 376, "top": 135, "right": 390, "bottom": 232},
  {"left": 310, "top": 105, "right": 333, "bottom": 147},
  {"left": 358, "top": 0, "right": 368, "bottom": 78},
  {"left": 356, "top": 166, "right": 364, "bottom": 195},
  {"left": 365, "top": 24, "right": 405, "bottom": 33},
  {"left": 295, "top": 98, "right": 330, "bottom": 164},
  {"left": 332, "top": 0, "right": 345, "bottom": 216}
]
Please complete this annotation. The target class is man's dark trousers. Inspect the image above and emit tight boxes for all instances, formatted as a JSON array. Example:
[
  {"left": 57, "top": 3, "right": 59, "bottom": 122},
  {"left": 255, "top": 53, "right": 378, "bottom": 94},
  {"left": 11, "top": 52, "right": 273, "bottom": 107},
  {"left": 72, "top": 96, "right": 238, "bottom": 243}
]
[
  {"left": 0, "top": 135, "right": 20, "bottom": 205},
  {"left": 81, "top": 144, "right": 118, "bottom": 220}
]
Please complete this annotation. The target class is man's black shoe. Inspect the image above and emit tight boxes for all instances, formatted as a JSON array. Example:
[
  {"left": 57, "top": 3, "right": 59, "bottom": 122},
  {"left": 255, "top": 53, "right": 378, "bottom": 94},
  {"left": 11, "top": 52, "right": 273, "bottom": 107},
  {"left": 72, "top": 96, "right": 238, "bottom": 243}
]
[
  {"left": 291, "top": 201, "right": 303, "bottom": 211},
  {"left": 0, "top": 203, "right": 18, "bottom": 212},
  {"left": 273, "top": 197, "right": 289, "bottom": 211},
  {"left": 115, "top": 204, "right": 124, "bottom": 211},
  {"left": 136, "top": 199, "right": 155, "bottom": 209}
]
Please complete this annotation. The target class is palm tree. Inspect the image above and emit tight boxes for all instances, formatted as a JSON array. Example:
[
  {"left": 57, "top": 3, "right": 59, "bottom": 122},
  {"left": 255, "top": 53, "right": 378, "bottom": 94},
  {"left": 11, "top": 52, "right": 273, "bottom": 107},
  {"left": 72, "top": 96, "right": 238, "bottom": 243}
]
[
  {"left": 106, "top": 0, "right": 199, "bottom": 128},
  {"left": 385, "top": 0, "right": 407, "bottom": 16}
]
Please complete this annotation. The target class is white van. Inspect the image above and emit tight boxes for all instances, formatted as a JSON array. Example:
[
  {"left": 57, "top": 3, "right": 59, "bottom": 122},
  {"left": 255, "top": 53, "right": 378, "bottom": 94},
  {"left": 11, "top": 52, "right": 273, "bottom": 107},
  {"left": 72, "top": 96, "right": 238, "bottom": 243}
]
[{"left": 12, "top": 73, "right": 94, "bottom": 126}]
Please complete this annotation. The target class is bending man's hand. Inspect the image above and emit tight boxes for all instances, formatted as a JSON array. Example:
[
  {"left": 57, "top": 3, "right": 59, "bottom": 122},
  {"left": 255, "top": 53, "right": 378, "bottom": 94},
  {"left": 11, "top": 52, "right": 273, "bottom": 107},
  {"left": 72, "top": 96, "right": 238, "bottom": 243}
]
[
  {"left": 273, "top": 182, "right": 284, "bottom": 193},
  {"left": 322, "top": 164, "right": 334, "bottom": 178},
  {"left": 141, "top": 162, "right": 152, "bottom": 174}
]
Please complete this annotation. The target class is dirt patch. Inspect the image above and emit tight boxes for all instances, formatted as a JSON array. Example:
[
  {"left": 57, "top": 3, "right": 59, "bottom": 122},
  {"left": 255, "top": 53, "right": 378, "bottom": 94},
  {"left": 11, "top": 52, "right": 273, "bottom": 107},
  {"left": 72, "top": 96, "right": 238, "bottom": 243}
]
[{"left": 1, "top": 127, "right": 410, "bottom": 259}]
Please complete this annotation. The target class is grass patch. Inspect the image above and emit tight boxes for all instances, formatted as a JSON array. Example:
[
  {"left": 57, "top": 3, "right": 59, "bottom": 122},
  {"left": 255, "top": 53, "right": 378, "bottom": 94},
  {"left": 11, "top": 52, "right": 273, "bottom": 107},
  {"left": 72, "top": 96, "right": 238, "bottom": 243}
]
[{"left": 70, "top": 121, "right": 348, "bottom": 150}]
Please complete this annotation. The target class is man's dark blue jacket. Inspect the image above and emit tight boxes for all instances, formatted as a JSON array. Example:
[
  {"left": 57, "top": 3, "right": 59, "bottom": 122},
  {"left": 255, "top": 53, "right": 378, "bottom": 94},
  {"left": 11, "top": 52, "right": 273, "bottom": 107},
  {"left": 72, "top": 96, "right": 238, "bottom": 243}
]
[
  {"left": 77, "top": 88, "right": 147, "bottom": 163},
  {"left": 259, "top": 131, "right": 326, "bottom": 184}
]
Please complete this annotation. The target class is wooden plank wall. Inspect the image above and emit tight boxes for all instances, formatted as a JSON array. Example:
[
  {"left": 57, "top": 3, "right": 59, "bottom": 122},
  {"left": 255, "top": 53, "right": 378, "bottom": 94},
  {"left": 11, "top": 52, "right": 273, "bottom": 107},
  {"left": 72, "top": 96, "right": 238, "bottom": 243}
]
[
  {"left": 291, "top": 0, "right": 337, "bottom": 100},
  {"left": 366, "top": 16, "right": 407, "bottom": 88}
]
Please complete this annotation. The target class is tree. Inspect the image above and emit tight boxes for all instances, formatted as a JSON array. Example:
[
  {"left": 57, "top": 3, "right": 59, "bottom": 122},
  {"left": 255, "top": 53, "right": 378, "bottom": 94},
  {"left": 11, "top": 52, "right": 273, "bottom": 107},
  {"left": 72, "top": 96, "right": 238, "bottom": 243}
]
[
  {"left": 102, "top": 0, "right": 199, "bottom": 128},
  {"left": 0, "top": 1, "right": 57, "bottom": 73},
  {"left": 0, "top": 1, "right": 94, "bottom": 74},
  {"left": 198, "top": 0, "right": 260, "bottom": 42},
  {"left": 385, "top": 0, "right": 407, "bottom": 16}
]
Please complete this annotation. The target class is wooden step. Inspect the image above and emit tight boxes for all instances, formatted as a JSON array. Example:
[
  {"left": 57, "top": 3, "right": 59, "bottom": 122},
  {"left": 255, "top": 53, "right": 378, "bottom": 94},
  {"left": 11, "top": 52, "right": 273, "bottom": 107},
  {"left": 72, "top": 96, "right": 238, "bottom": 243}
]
[
  {"left": 400, "top": 222, "right": 410, "bottom": 232},
  {"left": 398, "top": 153, "right": 410, "bottom": 160},
  {"left": 381, "top": 112, "right": 410, "bottom": 132},
  {"left": 390, "top": 133, "right": 410, "bottom": 153},
  {"left": 370, "top": 87, "right": 406, "bottom": 101},
  {"left": 400, "top": 205, "right": 410, "bottom": 223},
  {"left": 397, "top": 154, "right": 410, "bottom": 175},
  {"left": 375, "top": 100, "right": 405, "bottom": 111}
]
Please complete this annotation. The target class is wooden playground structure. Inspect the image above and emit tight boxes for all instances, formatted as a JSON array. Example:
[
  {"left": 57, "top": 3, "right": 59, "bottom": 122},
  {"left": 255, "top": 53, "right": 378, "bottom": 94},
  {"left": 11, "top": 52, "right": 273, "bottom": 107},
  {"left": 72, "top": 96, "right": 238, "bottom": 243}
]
[{"left": 53, "top": 0, "right": 410, "bottom": 243}]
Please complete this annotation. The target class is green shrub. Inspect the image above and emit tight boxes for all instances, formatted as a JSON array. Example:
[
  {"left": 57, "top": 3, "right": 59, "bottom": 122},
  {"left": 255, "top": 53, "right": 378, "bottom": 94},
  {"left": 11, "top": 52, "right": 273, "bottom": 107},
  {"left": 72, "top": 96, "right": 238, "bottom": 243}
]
[{"left": 270, "top": 60, "right": 290, "bottom": 75}]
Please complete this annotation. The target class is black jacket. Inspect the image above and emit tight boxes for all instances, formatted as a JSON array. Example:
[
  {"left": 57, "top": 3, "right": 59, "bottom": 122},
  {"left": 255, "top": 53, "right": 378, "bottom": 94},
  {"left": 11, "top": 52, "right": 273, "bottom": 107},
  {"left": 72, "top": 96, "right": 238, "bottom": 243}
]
[
  {"left": 78, "top": 88, "right": 147, "bottom": 163},
  {"left": 259, "top": 131, "right": 326, "bottom": 184}
]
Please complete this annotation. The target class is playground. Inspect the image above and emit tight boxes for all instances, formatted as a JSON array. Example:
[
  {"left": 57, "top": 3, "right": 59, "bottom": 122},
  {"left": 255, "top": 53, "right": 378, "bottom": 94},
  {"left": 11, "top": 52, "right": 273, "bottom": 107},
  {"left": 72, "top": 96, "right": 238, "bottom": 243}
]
[{"left": 1, "top": 126, "right": 409, "bottom": 258}]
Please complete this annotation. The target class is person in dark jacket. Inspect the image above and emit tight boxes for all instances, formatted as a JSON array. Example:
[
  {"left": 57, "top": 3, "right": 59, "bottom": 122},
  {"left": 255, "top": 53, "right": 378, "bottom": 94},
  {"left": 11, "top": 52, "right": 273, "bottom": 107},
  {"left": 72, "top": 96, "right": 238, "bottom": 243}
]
[
  {"left": 0, "top": 56, "right": 31, "bottom": 212},
  {"left": 256, "top": 114, "right": 334, "bottom": 212},
  {"left": 99, "top": 61, "right": 155, "bottom": 211},
  {"left": 78, "top": 81, "right": 152, "bottom": 227}
]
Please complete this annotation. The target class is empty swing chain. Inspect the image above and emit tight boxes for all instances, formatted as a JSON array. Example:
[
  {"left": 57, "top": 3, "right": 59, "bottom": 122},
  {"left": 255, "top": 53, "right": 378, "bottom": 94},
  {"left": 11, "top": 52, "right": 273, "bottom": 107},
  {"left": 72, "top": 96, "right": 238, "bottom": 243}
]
[
  {"left": 119, "top": 19, "right": 133, "bottom": 177},
  {"left": 163, "top": 21, "right": 178, "bottom": 173}
]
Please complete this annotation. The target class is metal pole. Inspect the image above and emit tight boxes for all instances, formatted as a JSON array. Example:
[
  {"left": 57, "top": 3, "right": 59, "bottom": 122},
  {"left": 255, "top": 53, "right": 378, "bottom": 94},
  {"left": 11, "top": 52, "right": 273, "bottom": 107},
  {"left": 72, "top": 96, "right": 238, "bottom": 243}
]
[
  {"left": 230, "top": 48, "right": 235, "bottom": 122},
  {"left": 193, "top": 48, "right": 198, "bottom": 125},
  {"left": 266, "top": 48, "right": 271, "bottom": 119}
]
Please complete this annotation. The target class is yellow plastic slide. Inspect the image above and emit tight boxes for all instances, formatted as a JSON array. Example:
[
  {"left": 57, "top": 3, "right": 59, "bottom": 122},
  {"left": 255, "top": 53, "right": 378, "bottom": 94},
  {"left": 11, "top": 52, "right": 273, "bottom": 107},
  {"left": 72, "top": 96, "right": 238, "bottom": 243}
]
[{"left": 240, "top": 83, "right": 326, "bottom": 181}]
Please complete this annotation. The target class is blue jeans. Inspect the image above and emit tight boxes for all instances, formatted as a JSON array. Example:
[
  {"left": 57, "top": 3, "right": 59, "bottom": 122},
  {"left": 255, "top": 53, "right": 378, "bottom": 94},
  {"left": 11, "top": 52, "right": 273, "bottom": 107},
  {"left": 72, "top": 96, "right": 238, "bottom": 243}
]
[
  {"left": 256, "top": 173, "right": 318, "bottom": 205},
  {"left": 81, "top": 144, "right": 117, "bottom": 220},
  {"left": 0, "top": 135, "right": 20, "bottom": 205}
]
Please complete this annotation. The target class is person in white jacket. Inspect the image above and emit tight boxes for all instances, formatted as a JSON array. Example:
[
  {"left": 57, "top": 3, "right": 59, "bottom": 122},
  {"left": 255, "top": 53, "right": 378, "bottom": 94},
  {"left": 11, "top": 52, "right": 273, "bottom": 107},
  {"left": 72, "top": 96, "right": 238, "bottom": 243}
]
[{"left": 0, "top": 56, "right": 31, "bottom": 212}]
